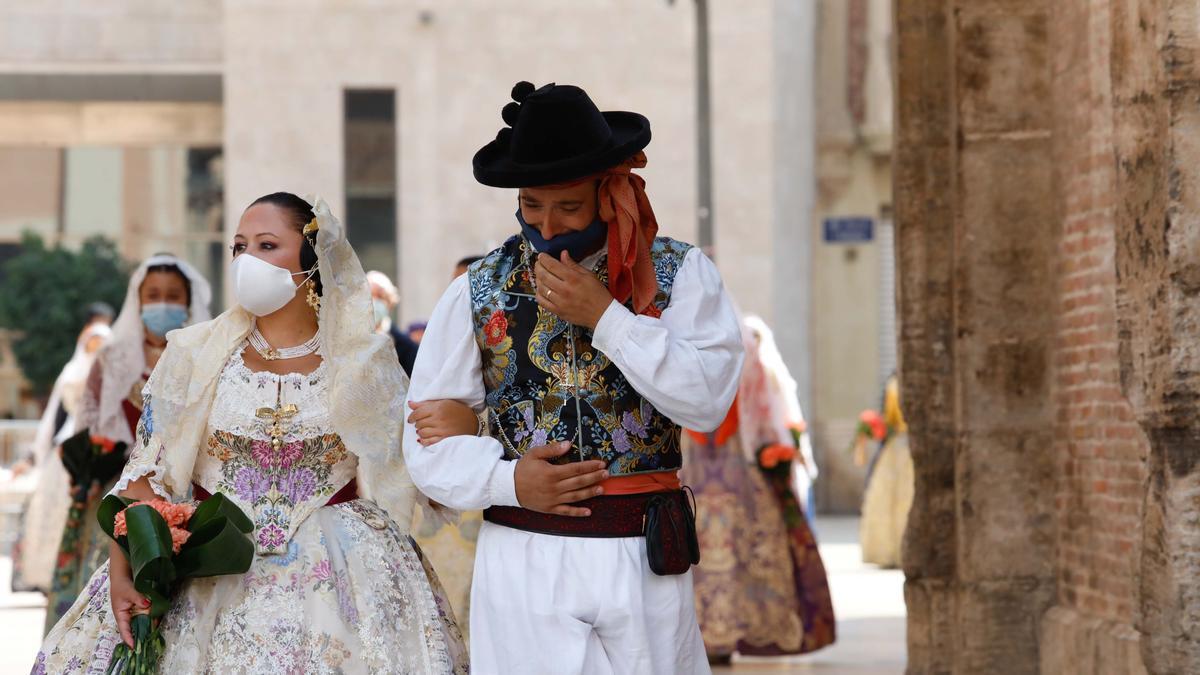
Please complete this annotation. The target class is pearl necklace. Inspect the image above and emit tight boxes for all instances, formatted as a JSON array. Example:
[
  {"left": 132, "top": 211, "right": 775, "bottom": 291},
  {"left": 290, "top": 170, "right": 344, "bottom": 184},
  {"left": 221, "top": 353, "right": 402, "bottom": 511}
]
[{"left": 248, "top": 325, "right": 320, "bottom": 361}]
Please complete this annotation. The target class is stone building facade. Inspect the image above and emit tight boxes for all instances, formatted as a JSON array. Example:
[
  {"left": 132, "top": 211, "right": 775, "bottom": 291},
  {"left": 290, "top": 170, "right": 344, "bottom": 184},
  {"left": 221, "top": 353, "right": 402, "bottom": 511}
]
[{"left": 897, "top": 0, "right": 1196, "bottom": 672}]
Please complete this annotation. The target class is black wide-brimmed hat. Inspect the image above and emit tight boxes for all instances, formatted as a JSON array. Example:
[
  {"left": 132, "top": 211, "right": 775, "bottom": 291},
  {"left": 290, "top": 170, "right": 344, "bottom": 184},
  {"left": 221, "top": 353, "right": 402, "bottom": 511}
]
[{"left": 473, "top": 81, "right": 651, "bottom": 188}]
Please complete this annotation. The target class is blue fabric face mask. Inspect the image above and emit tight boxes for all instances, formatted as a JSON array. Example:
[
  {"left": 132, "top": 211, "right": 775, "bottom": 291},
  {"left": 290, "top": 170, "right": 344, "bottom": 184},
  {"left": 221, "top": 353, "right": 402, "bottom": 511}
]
[
  {"left": 141, "top": 303, "right": 188, "bottom": 338},
  {"left": 517, "top": 209, "right": 609, "bottom": 260},
  {"left": 372, "top": 298, "right": 391, "bottom": 328}
]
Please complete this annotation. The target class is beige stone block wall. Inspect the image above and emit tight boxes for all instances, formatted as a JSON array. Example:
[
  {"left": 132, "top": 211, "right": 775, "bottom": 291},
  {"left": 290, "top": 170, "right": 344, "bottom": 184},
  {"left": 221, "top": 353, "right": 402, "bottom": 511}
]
[
  {"left": 0, "top": 1, "right": 222, "bottom": 70},
  {"left": 222, "top": 0, "right": 807, "bottom": 335},
  {"left": 812, "top": 0, "right": 895, "bottom": 511}
]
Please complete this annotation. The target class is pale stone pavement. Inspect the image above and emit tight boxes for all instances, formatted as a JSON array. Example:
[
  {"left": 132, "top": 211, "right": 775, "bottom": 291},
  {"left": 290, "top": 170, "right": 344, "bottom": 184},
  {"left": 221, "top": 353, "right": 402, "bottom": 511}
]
[{"left": 0, "top": 516, "right": 905, "bottom": 674}]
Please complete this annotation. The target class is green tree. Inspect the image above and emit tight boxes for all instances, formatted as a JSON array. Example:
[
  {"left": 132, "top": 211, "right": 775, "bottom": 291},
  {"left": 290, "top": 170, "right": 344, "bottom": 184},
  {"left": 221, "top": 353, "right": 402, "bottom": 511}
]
[{"left": 0, "top": 233, "right": 130, "bottom": 396}]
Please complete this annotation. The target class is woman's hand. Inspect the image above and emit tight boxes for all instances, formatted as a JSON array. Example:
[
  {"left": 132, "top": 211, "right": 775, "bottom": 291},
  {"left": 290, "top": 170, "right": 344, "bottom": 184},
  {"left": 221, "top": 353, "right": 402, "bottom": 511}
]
[
  {"left": 109, "top": 475, "right": 160, "bottom": 646},
  {"left": 109, "top": 548, "right": 149, "bottom": 648},
  {"left": 407, "top": 400, "right": 480, "bottom": 446}
]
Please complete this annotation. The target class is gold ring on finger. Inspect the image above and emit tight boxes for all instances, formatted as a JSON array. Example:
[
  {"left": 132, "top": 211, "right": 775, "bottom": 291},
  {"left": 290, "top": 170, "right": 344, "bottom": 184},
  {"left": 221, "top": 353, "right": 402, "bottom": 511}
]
[{"left": 547, "top": 288, "right": 554, "bottom": 298}]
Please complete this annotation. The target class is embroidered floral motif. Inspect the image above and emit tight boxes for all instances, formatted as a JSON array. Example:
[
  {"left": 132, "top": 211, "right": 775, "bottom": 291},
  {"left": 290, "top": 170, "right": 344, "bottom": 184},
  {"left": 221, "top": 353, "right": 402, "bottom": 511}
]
[
  {"left": 207, "top": 431, "right": 350, "bottom": 555},
  {"left": 483, "top": 309, "right": 508, "bottom": 346},
  {"left": 469, "top": 235, "right": 691, "bottom": 473}
]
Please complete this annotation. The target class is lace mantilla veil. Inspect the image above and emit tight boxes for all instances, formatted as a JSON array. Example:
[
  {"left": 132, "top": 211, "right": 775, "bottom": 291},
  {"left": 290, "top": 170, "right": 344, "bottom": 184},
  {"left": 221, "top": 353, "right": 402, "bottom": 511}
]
[
  {"left": 137, "top": 196, "right": 428, "bottom": 529},
  {"left": 85, "top": 255, "right": 212, "bottom": 445}
]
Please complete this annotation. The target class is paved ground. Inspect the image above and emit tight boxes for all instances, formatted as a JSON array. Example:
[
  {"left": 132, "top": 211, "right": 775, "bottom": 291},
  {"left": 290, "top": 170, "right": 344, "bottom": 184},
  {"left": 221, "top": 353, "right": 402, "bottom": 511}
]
[
  {"left": 0, "top": 516, "right": 906, "bottom": 674},
  {"left": 0, "top": 556, "right": 46, "bottom": 674}
]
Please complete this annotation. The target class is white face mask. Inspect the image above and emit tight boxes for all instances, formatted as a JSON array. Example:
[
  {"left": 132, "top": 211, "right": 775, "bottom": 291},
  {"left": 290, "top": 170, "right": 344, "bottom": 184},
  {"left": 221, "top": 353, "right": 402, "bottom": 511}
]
[{"left": 230, "top": 253, "right": 316, "bottom": 317}]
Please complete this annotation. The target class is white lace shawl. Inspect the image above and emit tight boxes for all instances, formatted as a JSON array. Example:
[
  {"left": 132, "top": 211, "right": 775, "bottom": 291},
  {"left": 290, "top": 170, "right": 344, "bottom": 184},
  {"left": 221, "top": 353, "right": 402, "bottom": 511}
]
[
  {"left": 80, "top": 255, "right": 212, "bottom": 444},
  {"left": 133, "top": 196, "right": 425, "bottom": 530}
]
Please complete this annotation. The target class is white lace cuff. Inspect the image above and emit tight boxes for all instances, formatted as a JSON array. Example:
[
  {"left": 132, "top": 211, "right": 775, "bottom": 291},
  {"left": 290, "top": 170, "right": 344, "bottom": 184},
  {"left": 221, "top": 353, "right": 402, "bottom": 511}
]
[{"left": 108, "top": 464, "right": 170, "bottom": 501}]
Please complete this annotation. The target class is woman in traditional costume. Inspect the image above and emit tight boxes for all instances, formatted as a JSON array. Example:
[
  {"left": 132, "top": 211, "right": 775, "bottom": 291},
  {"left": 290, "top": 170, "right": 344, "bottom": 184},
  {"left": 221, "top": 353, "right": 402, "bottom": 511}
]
[
  {"left": 33, "top": 193, "right": 467, "bottom": 673},
  {"left": 43, "top": 255, "right": 211, "bottom": 630},
  {"left": 682, "top": 315, "right": 836, "bottom": 662},
  {"left": 11, "top": 316, "right": 112, "bottom": 594},
  {"left": 859, "top": 373, "right": 914, "bottom": 568}
]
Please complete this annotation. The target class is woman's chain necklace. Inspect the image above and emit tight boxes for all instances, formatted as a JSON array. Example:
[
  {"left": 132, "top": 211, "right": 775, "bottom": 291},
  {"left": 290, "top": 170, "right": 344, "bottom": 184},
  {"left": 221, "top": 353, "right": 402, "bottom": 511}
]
[{"left": 248, "top": 324, "right": 320, "bottom": 361}]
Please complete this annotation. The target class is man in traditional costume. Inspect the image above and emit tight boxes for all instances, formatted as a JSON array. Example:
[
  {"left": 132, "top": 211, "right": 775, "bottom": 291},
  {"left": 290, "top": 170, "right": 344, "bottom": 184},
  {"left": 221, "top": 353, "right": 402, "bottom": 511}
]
[{"left": 404, "top": 82, "right": 744, "bottom": 674}]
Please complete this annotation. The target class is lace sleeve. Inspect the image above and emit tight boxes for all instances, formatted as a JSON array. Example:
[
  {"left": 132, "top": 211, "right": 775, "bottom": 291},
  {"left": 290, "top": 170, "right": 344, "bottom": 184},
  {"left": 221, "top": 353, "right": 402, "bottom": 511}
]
[
  {"left": 108, "top": 392, "right": 171, "bottom": 500},
  {"left": 75, "top": 360, "right": 103, "bottom": 435}
]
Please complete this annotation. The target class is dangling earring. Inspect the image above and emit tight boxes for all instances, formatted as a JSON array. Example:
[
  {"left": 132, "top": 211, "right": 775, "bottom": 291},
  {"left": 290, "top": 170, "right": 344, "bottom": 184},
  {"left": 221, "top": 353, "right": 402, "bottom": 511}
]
[{"left": 306, "top": 280, "right": 321, "bottom": 313}]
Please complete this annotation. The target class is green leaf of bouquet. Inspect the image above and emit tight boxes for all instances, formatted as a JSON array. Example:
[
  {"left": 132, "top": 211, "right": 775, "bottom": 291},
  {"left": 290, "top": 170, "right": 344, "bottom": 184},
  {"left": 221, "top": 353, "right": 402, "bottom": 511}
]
[
  {"left": 132, "top": 578, "right": 171, "bottom": 620},
  {"left": 188, "top": 492, "right": 253, "bottom": 534},
  {"left": 173, "top": 518, "right": 254, "bottom": 578},
  {"left": 123, "top": 504, "right": 177, "bottom": 591},
  {"left": 96, "top": 494, "right": 135, "bottom": 544}
]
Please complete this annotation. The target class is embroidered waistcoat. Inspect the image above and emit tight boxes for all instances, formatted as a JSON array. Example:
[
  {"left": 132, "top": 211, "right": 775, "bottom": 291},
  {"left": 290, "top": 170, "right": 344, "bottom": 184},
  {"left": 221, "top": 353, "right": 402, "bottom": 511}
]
[{"left": 469, "top": 235, "right": 693, "bottom": 475}]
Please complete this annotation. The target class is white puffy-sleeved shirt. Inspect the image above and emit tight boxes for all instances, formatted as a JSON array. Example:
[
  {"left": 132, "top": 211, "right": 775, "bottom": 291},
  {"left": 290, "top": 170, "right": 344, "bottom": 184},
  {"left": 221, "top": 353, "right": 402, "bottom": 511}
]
[{"left": 402, "top": 246, "right": 745, "bottom": 511}]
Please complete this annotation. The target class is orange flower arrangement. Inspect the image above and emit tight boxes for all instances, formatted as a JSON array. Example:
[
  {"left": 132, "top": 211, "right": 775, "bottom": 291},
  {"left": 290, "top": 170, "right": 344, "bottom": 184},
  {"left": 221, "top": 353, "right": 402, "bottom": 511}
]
[
  {"left": 848, "top": 409, "right": 889, "bottom": 467},
  {"left": 90, "top": 435, "right": 117, "bottom": 454},
  {"left": 758, "top": 443, "right": 797, "bottom": 470},
  {"left": 113, "top": 500, "right": 196, "bottom": 553},
  {"left": 858, "top": 409, "right": 887, "bottom": 441}
]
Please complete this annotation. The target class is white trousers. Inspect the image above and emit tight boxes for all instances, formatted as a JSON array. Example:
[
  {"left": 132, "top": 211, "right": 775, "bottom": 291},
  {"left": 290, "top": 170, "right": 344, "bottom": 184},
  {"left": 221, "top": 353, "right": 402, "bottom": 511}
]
[{"left": 469, "top": 521, "right": 711, "bottom": 675}]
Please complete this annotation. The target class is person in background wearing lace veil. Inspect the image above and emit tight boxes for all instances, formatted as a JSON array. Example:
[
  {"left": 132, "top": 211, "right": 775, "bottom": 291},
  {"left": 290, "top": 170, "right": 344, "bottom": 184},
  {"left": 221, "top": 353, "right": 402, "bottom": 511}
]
[
  {"left": 10, "top": 304, "right": 113, "bottom": 596},
  {"left": 42, "top": 255, "right": 211, "bottom": 632},
  {"left": 33, "top": 193, "right": 469, "bottom": 674}
]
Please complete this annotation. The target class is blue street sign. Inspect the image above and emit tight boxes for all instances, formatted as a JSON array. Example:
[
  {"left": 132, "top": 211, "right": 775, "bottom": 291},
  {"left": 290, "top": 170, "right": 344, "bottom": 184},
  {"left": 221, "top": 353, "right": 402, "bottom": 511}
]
[{"left": 823, "top": 217, "right": 874, "bottom": 243}]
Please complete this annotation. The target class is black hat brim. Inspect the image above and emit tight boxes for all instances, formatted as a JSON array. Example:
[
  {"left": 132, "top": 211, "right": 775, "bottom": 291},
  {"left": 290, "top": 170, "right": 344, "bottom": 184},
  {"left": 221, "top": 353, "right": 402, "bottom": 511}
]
[{"left": 473, "top": 111, "right": 651, "bottom": 188}]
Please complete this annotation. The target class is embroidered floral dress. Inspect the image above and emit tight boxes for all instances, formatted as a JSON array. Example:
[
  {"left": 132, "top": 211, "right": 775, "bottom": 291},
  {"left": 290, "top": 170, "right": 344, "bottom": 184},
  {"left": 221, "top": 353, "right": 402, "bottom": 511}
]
[{"left": 33, "top": 349, "right": 467, "bottom": 674}]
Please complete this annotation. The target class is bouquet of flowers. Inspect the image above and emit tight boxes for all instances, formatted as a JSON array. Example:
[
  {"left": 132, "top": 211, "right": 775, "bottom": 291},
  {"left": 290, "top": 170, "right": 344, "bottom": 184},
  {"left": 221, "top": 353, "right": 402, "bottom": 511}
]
[
  {"left": 97, "top": 492, "right": 254, "bottom": 674},
  {"left": 756, "top": 434, "right": 806, "bottom": 528},
  {"left": 60, "top": 429, "right": 127, "bottom": 501},
  {"left": 850, "top": 409, "right": 888, "bottom": 467},
  {"left": 50, "top": 430, "right": 131, "bottom": 599},
  {"left": 757, "top": 443, "right": 798, "bottom": 473}
]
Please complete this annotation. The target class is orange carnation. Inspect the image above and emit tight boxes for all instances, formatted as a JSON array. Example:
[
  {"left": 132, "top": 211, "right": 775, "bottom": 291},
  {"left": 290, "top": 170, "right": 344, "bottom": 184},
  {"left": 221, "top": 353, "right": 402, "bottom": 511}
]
[{"left": 112, "top": 500, "right": 196, "bottom": 553}]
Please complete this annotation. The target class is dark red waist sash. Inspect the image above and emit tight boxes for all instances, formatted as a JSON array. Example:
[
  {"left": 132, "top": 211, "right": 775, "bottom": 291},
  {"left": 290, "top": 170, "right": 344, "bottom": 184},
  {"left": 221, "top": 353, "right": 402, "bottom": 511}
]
[
  {"left": 192, "top": 479, "right": 359, "bottom": 506},
  {"left": 484, "top": 489, "right": 686, "bottom": 539}
]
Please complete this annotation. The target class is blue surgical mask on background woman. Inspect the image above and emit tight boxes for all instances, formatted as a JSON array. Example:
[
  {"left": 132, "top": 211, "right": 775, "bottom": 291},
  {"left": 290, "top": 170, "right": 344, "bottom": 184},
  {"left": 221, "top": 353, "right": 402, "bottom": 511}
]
[
  {"left": 141, "top": 303, "right": 188, "bottom": 337},
  {"left": 372, "top": 299, "right": 391, "bottom": 329}
]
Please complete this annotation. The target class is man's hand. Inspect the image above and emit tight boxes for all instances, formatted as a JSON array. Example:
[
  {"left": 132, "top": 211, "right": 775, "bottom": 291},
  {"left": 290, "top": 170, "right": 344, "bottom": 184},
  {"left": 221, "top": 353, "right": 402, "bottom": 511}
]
[
  {"left": 535, "top": 252, "right": 613, "bottom": 330},
  {"left": 514, "top": 442, "right": 608, "bottom": 517}
]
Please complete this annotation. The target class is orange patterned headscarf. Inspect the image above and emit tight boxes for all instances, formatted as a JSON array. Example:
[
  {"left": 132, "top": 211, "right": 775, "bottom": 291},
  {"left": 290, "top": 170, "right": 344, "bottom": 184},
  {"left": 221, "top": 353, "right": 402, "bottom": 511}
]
[
  {"left": 546, "top": 151, "right": 660, "bottom": 316},
  {"left": 598, "top": 151, "right": 659, "bottom": 316}
]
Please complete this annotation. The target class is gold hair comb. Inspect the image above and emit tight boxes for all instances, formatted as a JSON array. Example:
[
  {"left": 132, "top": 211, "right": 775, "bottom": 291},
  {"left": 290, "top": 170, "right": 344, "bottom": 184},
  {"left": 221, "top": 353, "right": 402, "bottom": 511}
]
[{"left": 303, "top": 218, "right": 319, "bottom": 237}]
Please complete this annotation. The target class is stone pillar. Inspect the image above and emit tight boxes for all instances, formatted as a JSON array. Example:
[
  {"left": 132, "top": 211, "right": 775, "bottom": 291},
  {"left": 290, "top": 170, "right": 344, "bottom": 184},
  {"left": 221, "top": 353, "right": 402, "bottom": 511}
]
[
  {"left": 894, "top": 1, "right": 958, "bottom": 670},
  {"left": 1111, "top": 1, "right": 1200, "bottom": 672},
  {"left": 896, "top": 1, "right": 1058, "bottom": 672}
]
